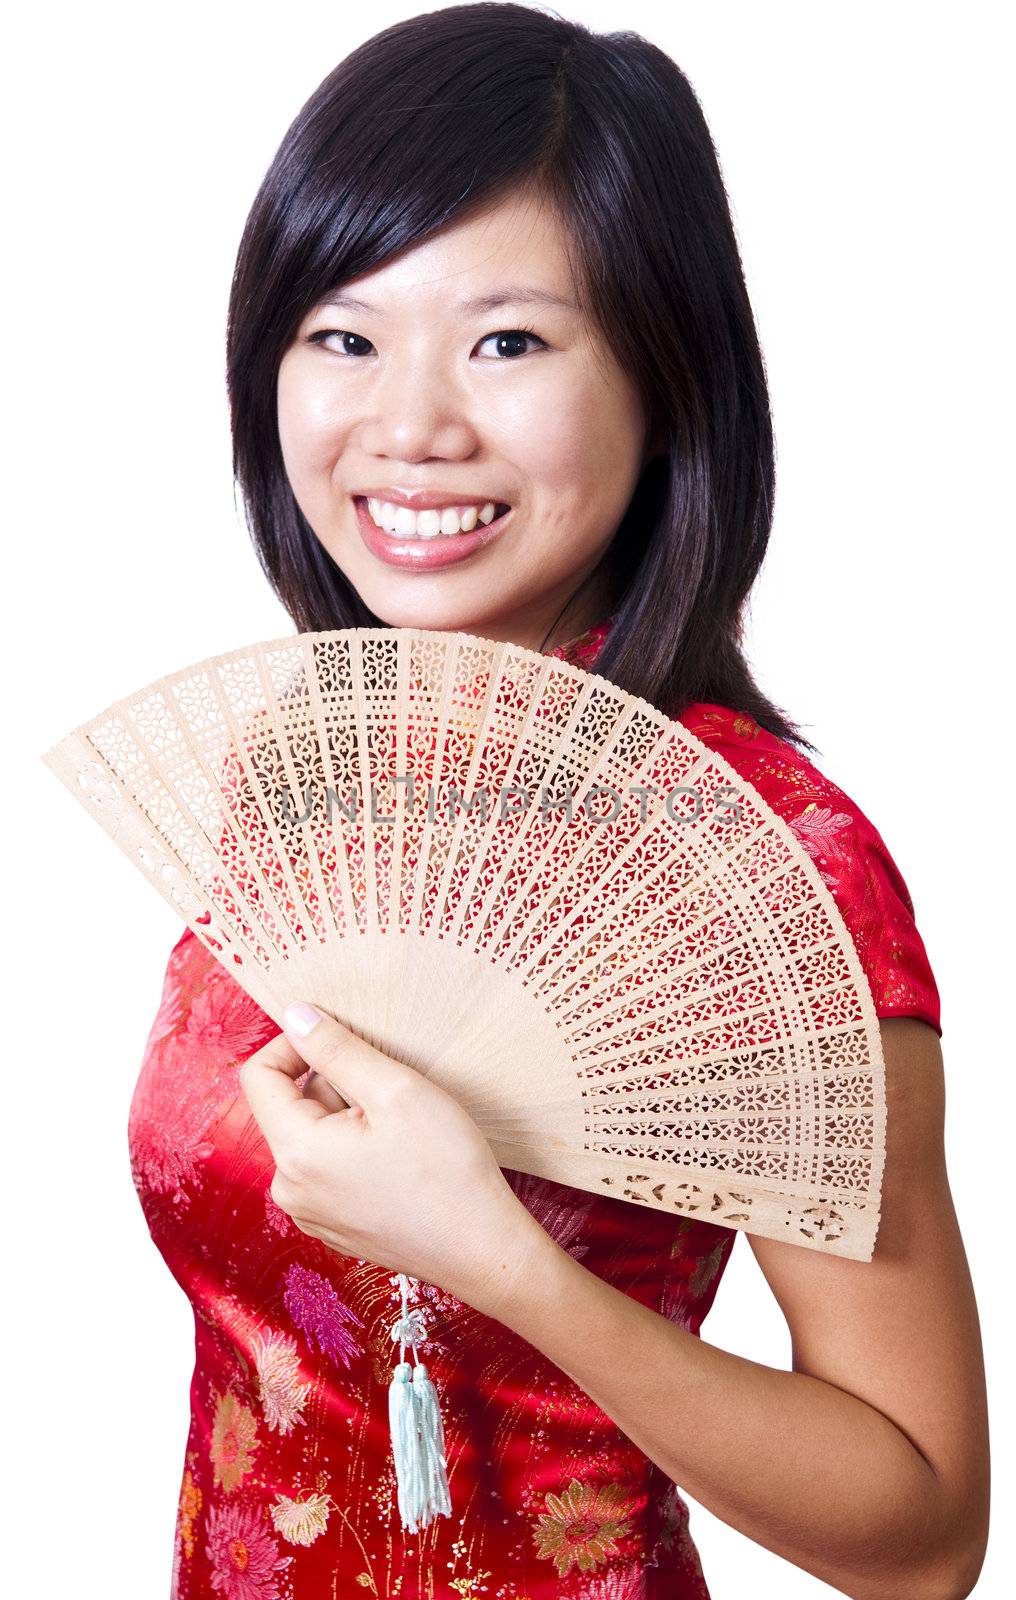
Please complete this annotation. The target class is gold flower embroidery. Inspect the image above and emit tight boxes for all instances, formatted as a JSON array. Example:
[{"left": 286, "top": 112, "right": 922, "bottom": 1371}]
[
  {"left": 270, "top": 1490, "right": 332, "bottom": 1545},
  {"left": 532, "top": 1477, "right": 634, "bottom": 1575},
  {"left": 178, "top": 1466, "right": 202, "bottom": 1558},
  {"left": 209, "top": 1387, "right": 260, "bottom": 1491}
]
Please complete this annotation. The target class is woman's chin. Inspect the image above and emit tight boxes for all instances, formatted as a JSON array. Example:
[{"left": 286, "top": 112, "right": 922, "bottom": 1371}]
[{"left": 338, "top": 570, "right": 520, "bottom": 637}]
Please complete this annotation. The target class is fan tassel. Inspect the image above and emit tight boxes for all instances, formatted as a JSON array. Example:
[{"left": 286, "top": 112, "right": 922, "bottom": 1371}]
[{"left": 387, "top": 1272, "right": 452, "bottom": 1533}]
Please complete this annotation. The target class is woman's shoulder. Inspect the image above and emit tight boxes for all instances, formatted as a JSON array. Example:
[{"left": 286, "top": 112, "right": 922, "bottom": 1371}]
[
  {"left": 676, "top": 700, "right": 943, "bottom": 1038},
  {"left": 142, "top": 921, "right": 275, "bottom": 1062}
]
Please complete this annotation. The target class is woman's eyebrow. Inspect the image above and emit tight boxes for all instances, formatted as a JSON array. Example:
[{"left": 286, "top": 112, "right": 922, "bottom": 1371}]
[{"left": 318, "top": 286, "right": 578, "bottom": 315}]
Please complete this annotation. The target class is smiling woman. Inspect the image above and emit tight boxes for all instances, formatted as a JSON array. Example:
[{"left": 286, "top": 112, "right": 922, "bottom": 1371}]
[
  {"left": 274, "top": 187, "right": 652, "bottom": 616},
  {"left": 122, "top": 3, "right": 992, "bottom": 1598},
  {"left": 227, "top": 3, "right": 795, "bottom": 737}
]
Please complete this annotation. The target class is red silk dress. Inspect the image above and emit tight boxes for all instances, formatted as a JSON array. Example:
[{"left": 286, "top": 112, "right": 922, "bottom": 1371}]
[{"left": 129, "top": 616, "right": 941, "bottom": 1599}]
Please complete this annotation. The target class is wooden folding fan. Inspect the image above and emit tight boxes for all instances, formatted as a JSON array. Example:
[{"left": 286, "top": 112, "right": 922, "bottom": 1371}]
[{"left": 42, "top": 627, "right": 886, "bottom": 1265}]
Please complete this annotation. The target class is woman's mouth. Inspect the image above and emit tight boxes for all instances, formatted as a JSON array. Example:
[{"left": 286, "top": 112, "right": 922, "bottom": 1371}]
[{"left": 353, "top": 495, "right": 514, "bottom": 571}]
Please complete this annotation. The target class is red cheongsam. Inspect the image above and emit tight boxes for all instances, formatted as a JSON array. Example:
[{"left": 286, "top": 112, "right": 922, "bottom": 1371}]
[{"left": 129, "top": 614, "right": 941, "bottom": 1599}]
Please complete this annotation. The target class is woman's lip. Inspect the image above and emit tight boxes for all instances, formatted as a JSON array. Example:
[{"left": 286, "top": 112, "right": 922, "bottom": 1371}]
[{"left": 353, "top": 496, "right": 514, "bottom": 571}]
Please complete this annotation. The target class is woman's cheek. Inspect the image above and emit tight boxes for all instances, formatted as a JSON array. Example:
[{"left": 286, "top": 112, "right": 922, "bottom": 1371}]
[
  {"left": 519, "top": 374, "right": 634, "bottom": 503},
  {"left": 278, "top": 355, "right": 345, "bottom": 474}
]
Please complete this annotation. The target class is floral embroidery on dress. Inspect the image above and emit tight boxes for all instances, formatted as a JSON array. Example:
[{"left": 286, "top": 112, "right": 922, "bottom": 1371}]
[
  {"left": 504, "top": 1168, "right": 594, "bottom": 1260},
  {"left": 269, "top": 1491, "right": 333, "bottom": 1546},
  {"left": 787, "top": 802, "right": 855, "bottom": 885},
  {"left": 251, "top": 1328, "right": 312, "bottom": 1435},
  {"left": 179, "top": 1465, "right": 202, "bottom": 1557},
  {"left": 204, "top": 1500, "right": 293, "bottom": 1596},
  {"left": 129, "top": 615, "right": 940, "bottom": 1598},
  {"left": 282, "top": 1261, "right": 366, "bottom": 1368},
  {"left": 210, "top": 1389, "right": 260, "bottom": 1491},
  {"left": 532, "top": 1478, "right": 636, "bottom": 1575}
]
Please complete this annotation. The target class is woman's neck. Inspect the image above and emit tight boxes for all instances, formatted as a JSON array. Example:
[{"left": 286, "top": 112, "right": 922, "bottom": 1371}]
[{"left": 479, "top": 568, "right": 618, "bottom": 656}]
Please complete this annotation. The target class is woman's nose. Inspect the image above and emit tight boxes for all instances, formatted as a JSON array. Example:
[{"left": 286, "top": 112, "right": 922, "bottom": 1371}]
[{"left": 359, "top": 354, "right": 478, "bottom": 462}]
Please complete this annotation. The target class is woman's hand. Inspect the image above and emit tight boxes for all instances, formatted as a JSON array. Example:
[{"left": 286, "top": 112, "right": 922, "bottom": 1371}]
[{"left": 238, "top": 1000, "right": 550, "bottom": 1312}]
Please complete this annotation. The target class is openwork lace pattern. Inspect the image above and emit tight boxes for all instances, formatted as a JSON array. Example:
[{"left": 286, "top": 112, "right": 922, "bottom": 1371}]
[{"left": 44, "top": 627, "right": 887, "bottom": 1259}]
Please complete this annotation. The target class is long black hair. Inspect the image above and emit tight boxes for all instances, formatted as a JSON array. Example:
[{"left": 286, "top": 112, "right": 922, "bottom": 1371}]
[{"left": 227, "top": 1, "right": 815, "bottom": 750}]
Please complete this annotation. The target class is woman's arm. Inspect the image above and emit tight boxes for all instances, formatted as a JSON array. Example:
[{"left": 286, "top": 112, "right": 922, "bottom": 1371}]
[{"left": 473, "top": 1019, "right": 989, "bottom": 1600}]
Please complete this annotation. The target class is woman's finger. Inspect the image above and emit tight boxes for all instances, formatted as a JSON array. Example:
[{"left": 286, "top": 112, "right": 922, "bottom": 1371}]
[
  {"left": 239, "top": 1031, "right": 331, "bottom": 1157},
  {"left": 303, "top": 1069, "right": 351, "bottom": 1113}
]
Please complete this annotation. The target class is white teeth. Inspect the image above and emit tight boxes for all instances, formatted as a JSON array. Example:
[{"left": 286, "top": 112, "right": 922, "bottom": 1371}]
[
  {"left": 415, "top": 509, "right": 442, "bottom": 539},
  {"left": 365, "top": 497, "right": 500, "bottom": 538}
]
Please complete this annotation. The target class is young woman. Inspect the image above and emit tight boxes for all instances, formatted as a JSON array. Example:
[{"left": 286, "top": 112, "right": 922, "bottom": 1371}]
[{"left": 129, "top": 6, "right": 989, "bottom": 1596}]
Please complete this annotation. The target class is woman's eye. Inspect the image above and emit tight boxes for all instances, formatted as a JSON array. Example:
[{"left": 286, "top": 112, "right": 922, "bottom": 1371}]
[
  {"left": 476, "top": 328, "right": 545, "bottom": 359},
  {"left": 307, "top": 330, "right": 374, "bottom": 356},
  {"left": 305, "top": 327, "right": 545, "bottom": 359}
]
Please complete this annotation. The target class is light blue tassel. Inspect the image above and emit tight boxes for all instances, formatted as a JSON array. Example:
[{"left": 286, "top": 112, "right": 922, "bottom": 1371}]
[
  {"left": 411, "top": 1362, "right": 451, "bottom": 1519},
  {"left": 387, "top": 1273, "right": 452, "bottom": 1534}
]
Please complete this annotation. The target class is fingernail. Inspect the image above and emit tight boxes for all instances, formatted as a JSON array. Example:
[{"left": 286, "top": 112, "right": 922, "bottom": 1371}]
[{"left": 283, "top": 1001, "right": 323, "bottom": 1038}]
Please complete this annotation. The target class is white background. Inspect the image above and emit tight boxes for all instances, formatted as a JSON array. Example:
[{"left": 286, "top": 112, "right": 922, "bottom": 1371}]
[{"left": 7, "top": 2, "right": 1011, "bottom": 1593}]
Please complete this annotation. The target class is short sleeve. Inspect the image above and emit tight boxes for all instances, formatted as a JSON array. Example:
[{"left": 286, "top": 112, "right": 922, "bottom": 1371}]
[
  {"left": 809, "top": 804, "right": 942, "bottom": 1036},
  {"left": 678, "top": 703, "right": 943, "bottom": 1038}
]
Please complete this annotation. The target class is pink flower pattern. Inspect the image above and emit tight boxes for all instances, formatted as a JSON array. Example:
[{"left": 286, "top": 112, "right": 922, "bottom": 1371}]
[
  {"left": 281, "top": 1261, "right": 365, "bottom": 1369},
  {"left": 204, "top": 1501, "right": 292, "bottom": 1598}
]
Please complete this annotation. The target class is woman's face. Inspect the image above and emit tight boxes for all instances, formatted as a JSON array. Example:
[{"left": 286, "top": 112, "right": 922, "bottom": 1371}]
[{"left": 277, "top": 186, "right": 654, "bottom": 652}]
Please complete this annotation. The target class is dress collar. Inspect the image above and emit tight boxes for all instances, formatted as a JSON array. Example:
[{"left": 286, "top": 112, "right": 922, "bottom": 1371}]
[{"left": 546, "top": 613, "right": 615, "bottom": 670}]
